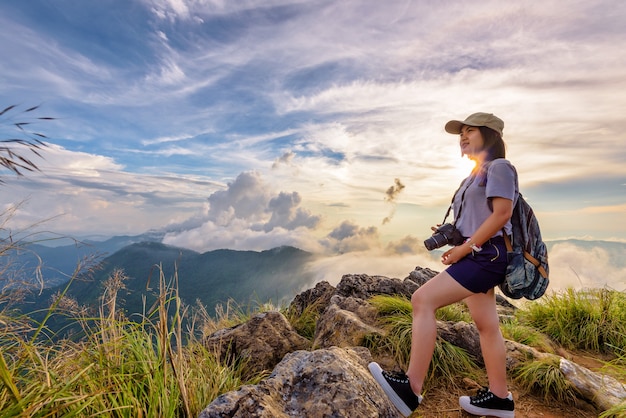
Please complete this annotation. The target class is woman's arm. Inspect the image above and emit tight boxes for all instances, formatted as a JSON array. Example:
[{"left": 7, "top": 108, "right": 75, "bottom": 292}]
[{"left": 441, "top": 196, "right": 513, "bottom": 265}]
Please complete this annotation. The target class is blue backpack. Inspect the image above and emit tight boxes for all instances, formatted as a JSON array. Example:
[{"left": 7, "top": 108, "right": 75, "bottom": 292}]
[{"left": 499, "top": 194, "right": 550, "bottom": 300}]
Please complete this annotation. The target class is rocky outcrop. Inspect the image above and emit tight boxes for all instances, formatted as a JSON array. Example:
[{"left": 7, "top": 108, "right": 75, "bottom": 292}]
[
  {"left": 312, "top": 295, "right": 382, "bottom": 349},
  {"left": 199, "top": 269, "right": 626, "bottom": 417},
  {"left": 203, "top": 310, "right": 310, "bottom": 377},
  {"left": 288, "top": 280, "right": 335, "bottom": 318},
  {"left": 333, "top": 272, "right": 419, "bottom": 299},
  {"left": 198, "top": 346, "right": 399, "bottom": 418}
]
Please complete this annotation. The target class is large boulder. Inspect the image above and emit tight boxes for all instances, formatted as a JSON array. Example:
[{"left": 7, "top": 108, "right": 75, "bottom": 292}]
[
  {"left": 313, "top": 295, "right": 383, "bottom": 349},
  {"left": 203, "top": 310, "right": 310, "bottom": 377},
  {"left": 287, "top": 280, "right": 335, "bottom": 318},
  {"left": 334, "top": 273, "right": 416, "bottom": 300},
  {"left": 198, "top": 346, "right": 399, "bottom": 418}
]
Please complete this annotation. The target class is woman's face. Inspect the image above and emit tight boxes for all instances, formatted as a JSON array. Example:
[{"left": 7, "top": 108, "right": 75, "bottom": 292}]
[{"left": 459, "top": 125, "right": 485, "bottom": 159}]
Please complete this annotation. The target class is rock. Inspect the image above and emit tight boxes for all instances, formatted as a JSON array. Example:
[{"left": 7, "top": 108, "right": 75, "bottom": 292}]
[
  {"left": 334, "top": 273, "right": 414, "bottom": 300},
  {"left": 405, "top": 266, "right": 438, "bottom": 287},
  {"left": 560, "top": 358, "right": 626, "bottom": 411},
  {"left": 287, "top": 280, "right": 335, "bottom": 318},
  {"left": 437, "top": 320, "right": 483, "bottom": 361},
  {"left": 198, "top": 346, "right": 399, "bottom": 418},
  {"left": 203, "top": 310, "right": 310, "bottom": 377},
  {"left": 313, "top": 295, "right": 383, "bottom": 349},
  {"left": 506, "top": 339, "right": 558, "bottom": 370}
]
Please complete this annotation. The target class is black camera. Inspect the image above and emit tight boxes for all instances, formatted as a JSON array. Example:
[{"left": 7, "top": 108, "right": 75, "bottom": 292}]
[{"left": 423, "top": 223, "right": 465, "bottom": 251}]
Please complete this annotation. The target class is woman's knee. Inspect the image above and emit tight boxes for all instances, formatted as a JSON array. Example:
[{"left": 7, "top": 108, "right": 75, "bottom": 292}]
[
  {"left": 411, "top": 272, "right": 470, "bottom": 313},
  {"left": 411, "top": 288, "right": 433, "bottom": 313},
  {"left": 473, "top": 316, "right": 501, "bottom": 335}
]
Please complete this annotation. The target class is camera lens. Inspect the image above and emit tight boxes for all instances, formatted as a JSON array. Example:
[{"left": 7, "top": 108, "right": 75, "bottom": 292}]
[{"left": 424, "top": 233, "right": 448, "bottom": 251}]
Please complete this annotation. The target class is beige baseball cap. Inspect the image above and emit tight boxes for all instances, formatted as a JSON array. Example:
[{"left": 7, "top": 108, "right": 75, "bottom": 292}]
[{"left": 445, "top": 112, "right": 504, "bottom": 137}]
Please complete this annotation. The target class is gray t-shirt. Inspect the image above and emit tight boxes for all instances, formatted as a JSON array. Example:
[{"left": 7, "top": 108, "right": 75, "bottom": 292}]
[{"left": 453, "top": 158, "right": 519, "bottom": 238}]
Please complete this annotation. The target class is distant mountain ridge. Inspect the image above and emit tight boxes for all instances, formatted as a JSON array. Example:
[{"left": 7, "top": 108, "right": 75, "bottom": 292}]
[
  {"left": 19, "top": 242, "right": 318, "bottom": 332},
  {"left": 68, "top": 242, "right": 316, "bottom": 312},
  {"left": 6, "top": 232, "right": 166, "bottom": 288}
]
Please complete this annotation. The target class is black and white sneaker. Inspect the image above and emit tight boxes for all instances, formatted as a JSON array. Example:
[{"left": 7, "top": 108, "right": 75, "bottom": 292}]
[
  {"left": 459, "top": 387, "right": 515, "bottom": 418},
  {"left": 368, "top": 362, "right": 422, "bottom": 417}
]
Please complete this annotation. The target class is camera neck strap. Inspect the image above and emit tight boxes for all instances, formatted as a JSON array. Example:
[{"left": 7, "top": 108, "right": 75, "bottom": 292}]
[{"left": 441, "top": 175, "right": 476, "bottom": 225}]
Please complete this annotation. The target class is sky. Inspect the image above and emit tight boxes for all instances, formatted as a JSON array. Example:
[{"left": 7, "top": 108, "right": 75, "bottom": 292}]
[{"left": 0, "top": 0, "right": 625, "bottom": 291}]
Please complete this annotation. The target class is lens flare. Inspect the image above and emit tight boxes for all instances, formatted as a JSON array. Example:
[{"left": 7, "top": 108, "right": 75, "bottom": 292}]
[{"left": 456, "top": 156, "right": 477, "bottom": 175}]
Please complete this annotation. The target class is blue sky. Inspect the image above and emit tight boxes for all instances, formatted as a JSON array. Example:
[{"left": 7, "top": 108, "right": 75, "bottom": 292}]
[{"left": 1, "top": 0, "right": 625, "bottom": 289}]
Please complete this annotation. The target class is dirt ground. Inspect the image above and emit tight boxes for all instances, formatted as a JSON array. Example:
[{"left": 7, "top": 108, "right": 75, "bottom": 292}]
[{"left": 413, "top": 381, "right": 600, "bottom": 417}]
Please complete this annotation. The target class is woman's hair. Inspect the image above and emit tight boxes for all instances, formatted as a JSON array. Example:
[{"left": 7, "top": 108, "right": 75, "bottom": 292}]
[{"left": 479, "top": 126, "right": 506, "bottom": 160}]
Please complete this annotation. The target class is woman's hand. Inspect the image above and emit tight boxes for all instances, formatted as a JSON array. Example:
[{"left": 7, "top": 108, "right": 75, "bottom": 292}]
[
  {"left": 441, "top": 243, "right": 472, "bottom": 265},
  {"left": 440, "top": 197, "right": 513, "bottom": 266}
]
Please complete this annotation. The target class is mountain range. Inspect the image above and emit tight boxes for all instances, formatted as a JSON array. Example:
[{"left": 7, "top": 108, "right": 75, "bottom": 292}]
[
  {"left": 11, "top": 237, "right": 317, "bottom": 337},
  {"left": 6, "top": 234, "right": 625, "bottom": 331}
]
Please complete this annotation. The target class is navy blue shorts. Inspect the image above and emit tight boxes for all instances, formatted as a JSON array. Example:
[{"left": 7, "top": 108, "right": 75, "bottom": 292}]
[{"left": 446, "top": 236, "right": 508, "bottom": 294}]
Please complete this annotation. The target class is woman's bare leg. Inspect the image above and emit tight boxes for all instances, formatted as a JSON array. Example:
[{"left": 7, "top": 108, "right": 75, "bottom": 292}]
[
  {"left": 405, "top": 271, "right": 473, "bottom": 395},
  {"left": 464, "top": 288, "right": 508, "bottom": 398}
]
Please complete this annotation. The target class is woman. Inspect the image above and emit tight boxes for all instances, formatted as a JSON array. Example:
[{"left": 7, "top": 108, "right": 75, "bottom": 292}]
[{"left": 369, "top": 112, "right": 517, "bottom": 418}]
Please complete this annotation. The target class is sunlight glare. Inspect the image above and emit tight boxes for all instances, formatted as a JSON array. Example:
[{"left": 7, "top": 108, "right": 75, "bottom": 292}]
[{"left": 455, "top": 156, "right": 476, "bottom": 177}]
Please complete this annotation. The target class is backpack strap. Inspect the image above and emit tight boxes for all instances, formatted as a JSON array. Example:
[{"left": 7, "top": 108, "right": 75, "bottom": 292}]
[
  {"left": 503, "top": 230, "right": 549, "bottom": 279},
  {"left": 441, "top": 176, "right": 476, "bottom": 225}
]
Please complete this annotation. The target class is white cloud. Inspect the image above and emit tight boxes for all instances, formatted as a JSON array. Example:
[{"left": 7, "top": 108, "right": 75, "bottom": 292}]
[
  {"left": 163, "top": 171, "right": 325, "bottom": 251},
  {"left": 36, "top": 144, "right": 124, "bottom": 175},
  {"left": 271, "top": 151, "right": 296, "bottom": 169},
  {"left": 0, "top": 145, "right": 222, "bottom": 236},
  {"left": 262, "top": 192, "right": 321, "bottom": 232},
  {"left": 163, "top": 217, "right": 324, "bottom": 253},
  {"left": 147, "top": 0, "right": 191, "bottom": 21},
  {"left": 206, "top": 171, "right": 271, "bottom": 223},
  {"left": 319, "top": 221, "right": 381, "bottom": 254},
  {"left": 545, "top": 242, "right": 626, "bottom": 292},
  {"left": 144, "top": 59, "right": 186, "bottom": 85},
  {"left": 161, "top": 171, "right": 415, "bottom": 255}
]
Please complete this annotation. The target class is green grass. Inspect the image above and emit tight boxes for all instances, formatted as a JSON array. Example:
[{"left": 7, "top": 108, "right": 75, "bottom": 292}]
[
  {"left": 513, "top": 356, "right": 578, "bottom": 403},
  {"left": 0, "top": 267, "right": 260, "bottom": 417},
  {"left": 4, "top": 280, "right": 626, "bottom": 417},
  {"left": 516, "top": 288, "right": 626, "bottom": 353},
  {"left": 602, "top": 346, "right": 626, "bottom": 381},
  {"left": 500, "top": 320, "right": 554, "bottom": 353},
  {"left": 284, "top": 297, "right": 325, "bottom": 341}
]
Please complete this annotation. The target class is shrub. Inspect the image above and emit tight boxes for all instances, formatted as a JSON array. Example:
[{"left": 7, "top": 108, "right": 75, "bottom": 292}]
[
  {"left": 513, "top": 357, "right": 578, "bottom": 403},
  {"left": 517, "top": 288, "right": 626, "bottom": 353}
]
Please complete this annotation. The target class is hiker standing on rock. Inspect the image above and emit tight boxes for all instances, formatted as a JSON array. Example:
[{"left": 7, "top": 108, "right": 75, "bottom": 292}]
[{"left": 369, "top": 112, "right": 518, "bottom": 418}]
